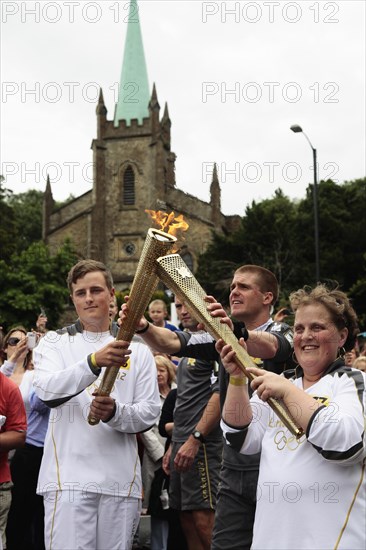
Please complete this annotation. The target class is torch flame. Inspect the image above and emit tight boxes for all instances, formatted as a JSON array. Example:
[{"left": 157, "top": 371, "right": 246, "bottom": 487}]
[{"left": 145, "top": 210, "right": 189, "bottom": 237}]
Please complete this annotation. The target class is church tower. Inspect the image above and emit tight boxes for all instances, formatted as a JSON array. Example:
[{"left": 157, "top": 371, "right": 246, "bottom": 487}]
[
  {"left": 90, "top": 0, "right": 177, "bottom": 284},
  {"left": 42, "top": 1, "right": 240, "bottom": 289}
]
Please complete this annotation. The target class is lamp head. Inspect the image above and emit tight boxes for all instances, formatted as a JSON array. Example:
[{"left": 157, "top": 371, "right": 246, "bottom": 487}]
[{"left": 290, "top": 124, "right": 303, "bottom": 133}]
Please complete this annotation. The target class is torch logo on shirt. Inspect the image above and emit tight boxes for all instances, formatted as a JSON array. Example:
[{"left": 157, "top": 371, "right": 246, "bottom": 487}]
[{"left": 119, "top": 358, "right": 131, "bottom": 371}]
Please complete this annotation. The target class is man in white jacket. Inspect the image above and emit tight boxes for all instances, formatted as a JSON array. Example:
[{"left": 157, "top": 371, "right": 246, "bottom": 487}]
[{"left": 33, "top": 260, "right": 161, "bottom": 550}]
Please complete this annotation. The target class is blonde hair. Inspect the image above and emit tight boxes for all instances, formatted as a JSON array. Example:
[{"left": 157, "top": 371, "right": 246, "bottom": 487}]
[
  {"left": 154, "top": 354, "right": 176, "bottom": 387},
  {"left": 148, "top": 299, "right": 167, "bottom": 312},
  {"left": 352, "top": 356, "right": 366, "bottom": 372}
]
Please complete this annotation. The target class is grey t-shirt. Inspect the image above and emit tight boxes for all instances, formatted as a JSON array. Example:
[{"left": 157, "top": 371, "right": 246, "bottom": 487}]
[
  {"left": 176, "top": 321, "right": 294, "bottom": 471},
  {"left": 172, "top": 331, "right": 221, "bottom": 443}
]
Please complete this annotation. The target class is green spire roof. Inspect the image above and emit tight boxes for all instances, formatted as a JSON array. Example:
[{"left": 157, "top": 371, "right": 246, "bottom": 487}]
[{"left": 114, "top": 0, "right": 150, "bottom": 126}]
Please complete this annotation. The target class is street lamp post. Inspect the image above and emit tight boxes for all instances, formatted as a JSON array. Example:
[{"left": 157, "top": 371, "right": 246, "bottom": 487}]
[{"left": 290, "top": 124, "right": 320, "bottom": 282}]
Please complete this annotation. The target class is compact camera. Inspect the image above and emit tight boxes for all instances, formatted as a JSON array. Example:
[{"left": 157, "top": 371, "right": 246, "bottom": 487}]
[{"left": 27, "top": 332, "right": 37, "bottom": 350}]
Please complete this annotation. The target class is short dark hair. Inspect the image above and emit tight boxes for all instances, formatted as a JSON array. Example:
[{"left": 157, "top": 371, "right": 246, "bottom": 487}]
[
  {"left": 234, "top": 265, "right": 278, "bottom": 304},
  {"left": 67, "top": 260, "right": 114, "bottom": 293}
]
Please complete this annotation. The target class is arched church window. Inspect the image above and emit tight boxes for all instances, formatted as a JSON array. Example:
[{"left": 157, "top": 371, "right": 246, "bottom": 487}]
[
  {"left": 123, "top": 166, "right": 135, "bottom": 205},
  {"left": 180, "top": 251, "right": 194, "bottom": 272}
]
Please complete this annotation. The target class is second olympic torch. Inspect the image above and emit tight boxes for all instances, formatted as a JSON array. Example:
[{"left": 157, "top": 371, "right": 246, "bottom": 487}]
[
  {"left": 156, "top": 253, "right": 304, "bottom": 439},
  {"left": 87, "top": 228, "right": 177, "bottom": 425}
]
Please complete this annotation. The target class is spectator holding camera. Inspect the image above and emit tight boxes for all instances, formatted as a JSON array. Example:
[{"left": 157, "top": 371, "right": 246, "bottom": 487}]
[
  {"left": 0, "top": 327, "right": 35, "bottom": 389},
  {"left": 0, "top": 328, "right": 47, "bottom": 549}
]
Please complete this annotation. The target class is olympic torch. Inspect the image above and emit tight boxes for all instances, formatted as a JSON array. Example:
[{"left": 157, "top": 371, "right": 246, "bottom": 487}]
[
  {"left": 155, "top": 253, "right": 304, "bottom": 439},
  {"left": 87, "top": 228, "right": 177, "bottom": 425}
]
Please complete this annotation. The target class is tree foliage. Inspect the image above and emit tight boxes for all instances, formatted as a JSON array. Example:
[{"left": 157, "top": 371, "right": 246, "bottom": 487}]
[
  {"left": 0, "top": 180, "right": 81, "bottom": 332},
  {"left": 1, "top": 177, "right": 365, "bottom": 331},
  {"left": 7, "top": 189, "right": 44, "bottom": 250},
  {"left": 0, "top": 240, "right": 78, "bottom": 332},
  {"left": 196, "top": 188, "right": 301, "bottom": 302},
  {"left": 0, "top": 178, "right": 18, "bottom": 263},
  {"left": 196, "top": 178, "right": 366, "bottom": 326}
]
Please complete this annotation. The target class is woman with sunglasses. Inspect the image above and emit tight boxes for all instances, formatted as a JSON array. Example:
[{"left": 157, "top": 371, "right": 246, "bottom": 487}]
[
  {"left": 0, "top": 327, "right": 31, "bottom": 387},
  {"left": 1, "top": 327, "right": 48, "bottom": 550},
  {"left": 1, "top": 328, "right": 38, "bottom": 439}
]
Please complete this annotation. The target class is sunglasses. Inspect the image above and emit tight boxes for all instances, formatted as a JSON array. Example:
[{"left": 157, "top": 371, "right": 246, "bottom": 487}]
[{"left": 7, "top": 337, "right": 21, "bottom": 346}]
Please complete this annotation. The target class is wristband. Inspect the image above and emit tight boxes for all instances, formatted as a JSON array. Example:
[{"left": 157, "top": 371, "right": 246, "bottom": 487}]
[
  {"left": 90, "top": 353, "right": 99, "bottom": 369},
  {"left": 229, "top": 375, "right": 247, "bottom": 386},
  {"left": 136, "top": 322, "right": 150, "bottom": 334}
]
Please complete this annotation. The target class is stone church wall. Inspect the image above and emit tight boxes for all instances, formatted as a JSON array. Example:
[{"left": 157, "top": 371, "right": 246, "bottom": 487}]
[
  {"left": 49, "top": 191, "right": 92, "bottom": 232},
  {"left": 47, "top": 214, "right": 90, "bottom": 258}
]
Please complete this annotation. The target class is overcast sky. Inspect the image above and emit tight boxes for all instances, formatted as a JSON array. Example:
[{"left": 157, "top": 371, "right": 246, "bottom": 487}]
[{"left": 1, "top": 0, "right": 365, "bottom": 215}]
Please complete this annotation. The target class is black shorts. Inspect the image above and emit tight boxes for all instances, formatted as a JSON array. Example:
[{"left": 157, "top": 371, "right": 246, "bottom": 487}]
[{"left": 169, "top": 440, "right": 222, "bottom": 511}]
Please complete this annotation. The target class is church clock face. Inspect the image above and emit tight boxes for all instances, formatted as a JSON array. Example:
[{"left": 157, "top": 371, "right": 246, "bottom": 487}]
[{"left": 124, "top": 242, "right": 136, "bottom": 256}]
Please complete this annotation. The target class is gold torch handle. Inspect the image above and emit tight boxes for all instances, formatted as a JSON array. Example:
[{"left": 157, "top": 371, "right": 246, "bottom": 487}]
[
  {"left": 156, "top": 254, "right": 304, "bottom": 439},
  {"left": 87, "top": 228, "right": 177, "bottom": 425}
]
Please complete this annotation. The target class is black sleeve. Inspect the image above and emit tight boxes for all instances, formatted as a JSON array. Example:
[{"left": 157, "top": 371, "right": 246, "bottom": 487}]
[
  {"left": 233, "top": 321, "right": 246, "bottom": 339},
  {"left": 175, "top": 331, "right": 219, "bottom": 362},
  {"left": 263, "top": 322, "right": 294, "bottom": 374},
  {"left": 41, "top": 390, "right": 84, "bottom": 408},
  {"left": 226, "top": 427, "right": 250, "bottom": 451},
  {"left": 271, "top": 332, "right": 293, "bottom": 362},
  {"left": 158, "top": 388, "right": 177, "bottom": 438}
]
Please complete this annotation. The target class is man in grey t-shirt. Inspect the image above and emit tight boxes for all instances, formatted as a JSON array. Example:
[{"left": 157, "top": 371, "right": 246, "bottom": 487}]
[
  {"left": 211, "top": 265, "right": 293, "bottom": 549},
  {"left": 128, "top": 265, "right": 293, "bottom": 550},
  {"left": 149, "top": 296, "right": 222, "bottom": 550}
]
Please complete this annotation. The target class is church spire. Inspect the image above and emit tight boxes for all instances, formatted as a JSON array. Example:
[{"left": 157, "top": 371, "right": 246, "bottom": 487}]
[
  {"left": 42, "top": 175, "right": 54, "bottom": 242},
  {"left": 97, "top": 88, "right": 107, "bottom": 116},
  {"left": 210, "top": 163, "right": 222, "bottom": 227},
  {"left": 114, "top": 0, "right": 150, "bottom": 126},
  {"left": 96, "top": 88, "right": 107, "bottom": 139}
]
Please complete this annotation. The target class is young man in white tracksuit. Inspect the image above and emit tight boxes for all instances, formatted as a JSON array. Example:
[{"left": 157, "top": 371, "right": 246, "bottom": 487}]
[{"left": 33, "top": 260, "right": 161, "bottom": 550}]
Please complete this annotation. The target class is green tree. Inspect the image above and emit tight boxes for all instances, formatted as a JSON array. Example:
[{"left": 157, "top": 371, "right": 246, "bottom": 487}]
[
  {"left": 239, "top": 189, "right": 299, "bottom": 291},
  {"left": 0, "top": 178, "right": 18, "bottom": 262},
  {"left": 0, "top": 240, "right": 77, "bottom": 332},
  {"left": 7, "top": 189, "right": 44, "bottom": 250},
  {"left": 195, "top": 231, "right": 242, "bottom": 302},
  {"left": 196, "top": 189, "right": 299, "bottom": 304},
  {"left": 305, "top": 179, "right": 355, "bottom": 286},
  {"left": 0, "top": 181, "right": 75, "bottom": 260},
  {"left": 341, "top": 179, "right": 366, "bottom": 290},
  {"left": 196, "top": 179, "right": 366, "bottom": 323},
  {"left": 348, "top": 252, "right": 366, "bottom": 329},
  {"left": 1, "top": 179, "right": 364, "bottom": 330}
]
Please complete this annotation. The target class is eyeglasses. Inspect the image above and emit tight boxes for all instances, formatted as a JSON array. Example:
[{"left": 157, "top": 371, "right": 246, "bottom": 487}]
[{"left": 7, "top": 337, "right": 21, "bottom": 346}]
